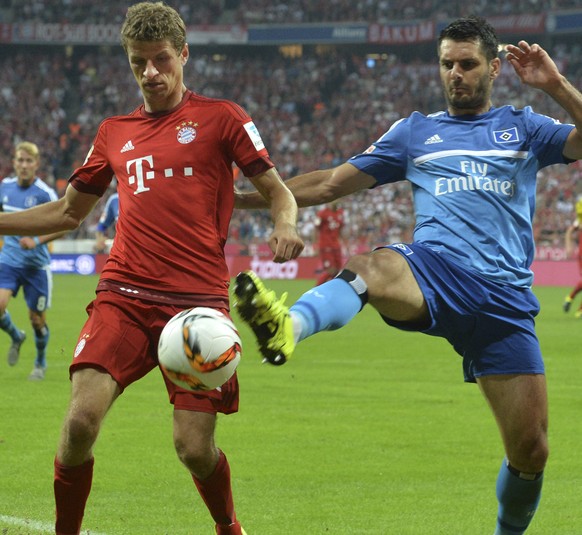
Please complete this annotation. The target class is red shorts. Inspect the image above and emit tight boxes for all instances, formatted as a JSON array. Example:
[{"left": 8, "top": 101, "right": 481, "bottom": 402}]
[{"left": 71, "top": 291, "right": 239, "bottom": 414}]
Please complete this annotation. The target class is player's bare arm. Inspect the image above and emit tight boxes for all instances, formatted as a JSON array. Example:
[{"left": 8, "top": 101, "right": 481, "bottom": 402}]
[
  {"left": 0, "top": 184, "right": 100, "bottom": 236},
  {"left": 236, "top": 162, "right": 375, "bottom": 209},
  {"left": 285, "top": 163, "right": 375, "bottom": 206},
  {"left": 19, "top": 231, "right": 69, "bottom": 250},
  {"left": 506, "top": 40, "right": 582, "bottom": 160},
  {"left": 248, "top": 167, "right": 304, "bottom": 262}
]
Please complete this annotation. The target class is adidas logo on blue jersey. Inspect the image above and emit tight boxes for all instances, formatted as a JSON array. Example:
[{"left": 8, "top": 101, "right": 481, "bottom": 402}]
[{"left": 424, "top": 134, "right": 443, "bottom": 144}]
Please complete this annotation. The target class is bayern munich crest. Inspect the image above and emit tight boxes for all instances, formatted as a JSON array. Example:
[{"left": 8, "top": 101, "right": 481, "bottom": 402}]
[{"left": 176, "top": 121, "right": 198, "bottom": 144}]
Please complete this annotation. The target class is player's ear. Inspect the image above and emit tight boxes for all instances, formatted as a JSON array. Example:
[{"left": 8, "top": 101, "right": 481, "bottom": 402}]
[
  {"left": 490, "top": 57, "right": 501, "bottom": 80},
  {"left": 180, "top": 44, "right": 189, "bottom": 66}
]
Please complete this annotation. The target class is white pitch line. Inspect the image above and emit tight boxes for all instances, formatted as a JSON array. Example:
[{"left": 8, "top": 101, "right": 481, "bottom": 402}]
[{"left": 0, "top": 515, "right": 109, "bottom": 535}]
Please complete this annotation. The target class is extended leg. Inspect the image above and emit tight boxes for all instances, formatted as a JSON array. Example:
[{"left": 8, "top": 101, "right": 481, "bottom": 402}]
[
  {"left": 234, "top": 248, "right": 429, "bottom": 364},
  {"left": 478, "top": 374, "right": 548, "bottom": 535}
]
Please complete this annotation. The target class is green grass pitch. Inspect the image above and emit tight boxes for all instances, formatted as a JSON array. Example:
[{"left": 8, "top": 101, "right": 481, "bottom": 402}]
[{"left": 0, "top": 276, "right": 581, "bottom": 534}]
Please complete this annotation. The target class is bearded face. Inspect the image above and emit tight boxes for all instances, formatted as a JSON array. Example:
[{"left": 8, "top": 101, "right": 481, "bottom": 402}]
[{"left": 439, "top": 38, "right": 500, "bottom": 115}]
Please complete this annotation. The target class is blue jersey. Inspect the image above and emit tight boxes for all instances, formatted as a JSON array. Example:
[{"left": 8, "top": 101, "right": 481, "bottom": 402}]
[
  {"left": 349, "top": 105, "right": 574, "bottom": 288},
  {"left": 96, "top": 193, "right": 119, "bottom": 233},
  {"left": 0, "top": 177, "right": 58, "bottom": 268}
]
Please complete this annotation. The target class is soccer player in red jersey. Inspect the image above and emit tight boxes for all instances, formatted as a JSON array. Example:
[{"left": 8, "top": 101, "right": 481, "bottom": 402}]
[
  {"left": 563, "top": 197, "right": 582, "bottom": 317},
  {"left": 314, "top": 201, "right": 345, "bottom": 285},
  {"left": 0, "top": 3, "right": 303, "bottom": 535}
]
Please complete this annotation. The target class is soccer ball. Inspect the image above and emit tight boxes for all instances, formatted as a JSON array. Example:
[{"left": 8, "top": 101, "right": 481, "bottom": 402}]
[{"left": 158, "top": 307, "right": 242, "bottom": 391}]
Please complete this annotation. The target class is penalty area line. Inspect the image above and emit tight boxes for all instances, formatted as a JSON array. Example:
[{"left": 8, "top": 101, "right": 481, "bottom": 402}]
[{"left": 0, "top": 515, "right": 109, "bottom": 535}]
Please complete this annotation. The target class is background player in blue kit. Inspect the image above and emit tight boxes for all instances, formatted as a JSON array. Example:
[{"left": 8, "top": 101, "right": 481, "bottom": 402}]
[
  {"left": 234, "top": 17, "right": 582, "bottom": 535},
  {"left": 93, "top": 190, "right": 119, "bottom": 254},
  {"left": 0, "top": 141, "right": 66, "bottom": 380}
]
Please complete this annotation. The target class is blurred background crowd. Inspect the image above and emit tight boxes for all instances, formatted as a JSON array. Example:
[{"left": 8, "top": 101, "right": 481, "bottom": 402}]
[
  {"left": 0, "top": 0, "right": 581, "bottom": 253},
  {"left": 1, "top": 0, "right": 579, "bottom": 24}
]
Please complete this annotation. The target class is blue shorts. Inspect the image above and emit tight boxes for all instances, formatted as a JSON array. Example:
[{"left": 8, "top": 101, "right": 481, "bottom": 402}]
[
  {"left": 380, "top": 243, "right": 544, "bottom": 383},
  {"left": 0, "top": 262, "right": 52, "bottom": 312}
]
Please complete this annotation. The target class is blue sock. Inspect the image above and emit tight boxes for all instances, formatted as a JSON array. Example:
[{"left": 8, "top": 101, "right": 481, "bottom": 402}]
[
  {"left": 0, "top": 310, "right": 21, "bottom": 341},
  {"left": 34, "top": 325, "right": 50, "bottom": 368},
  {"left": 494, "top": 460, "right": 543, "bottom": 535},
  {"left": 290, "top": 277, "right": 364, "bottom": 341}
]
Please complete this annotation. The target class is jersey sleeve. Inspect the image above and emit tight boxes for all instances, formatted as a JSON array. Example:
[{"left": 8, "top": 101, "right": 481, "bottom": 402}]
[
  {"left": 46, "top": 185, "right": 59, "bottom": 202},
  {"left": 69, "top": 119, "right": 116, "bottom": 197},
  {"left": 524, "top": 106, "right": 575, "bottom": 167},
  {"left": 347, "top": 117, "right": 410, "bottom": 185},
  {"left": 219, "top": 102, "right": 274, "bottom": 175}
]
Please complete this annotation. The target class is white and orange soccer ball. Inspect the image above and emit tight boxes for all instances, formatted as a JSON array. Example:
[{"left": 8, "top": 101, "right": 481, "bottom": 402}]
[{"left": 158, "top": 307, "right": 242, "bottom": 391}]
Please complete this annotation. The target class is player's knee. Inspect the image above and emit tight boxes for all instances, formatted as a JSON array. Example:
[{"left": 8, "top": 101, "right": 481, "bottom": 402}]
[
  {"left": 30, "top": 316, "right": 45, "bottom": 331},
  {"left": 344, "top": 249, "right": 410, "bottom": 298},
  {"left": 508, "top": 432, "right": 549, "bottom": 474},
  {"left": 174, "top": 436, "right": 217, "bottom": 478},
  {"left": 63, "top": 410, "right": 102, "bottom": 451},
  {"left": 343, "top": 253, "right": 378, "bottom": 288}
]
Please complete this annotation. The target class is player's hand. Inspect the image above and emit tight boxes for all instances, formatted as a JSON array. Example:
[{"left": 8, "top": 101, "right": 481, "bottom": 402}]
[
  {"left": 505, "top": 41, "right": 562, "bottom": 91},
  {"left": 268, "top": 223, "right": 304, "bottom": 263},
  {"left": 19, "top": 236, "right": 37, "bottom": 250}
]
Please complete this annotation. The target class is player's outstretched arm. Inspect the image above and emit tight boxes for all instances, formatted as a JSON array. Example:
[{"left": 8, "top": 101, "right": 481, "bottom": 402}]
[
  {"left": 506, "top": 40, "right": 582, "bottom": 160},
  {"left": 236, "top": 162, "right": 376, "bottom": 209},
  {"left": 248, "top": 167, "right": 304, "bottom": 263},
  {"left": 282, "top": 163, "right": 375, "bottom": 207},
  {"left": 0, "top": 184, "right": 100, "bottom": 237},
  {"left": 19, "top": 231, "right": 69, "bottom": 250}
]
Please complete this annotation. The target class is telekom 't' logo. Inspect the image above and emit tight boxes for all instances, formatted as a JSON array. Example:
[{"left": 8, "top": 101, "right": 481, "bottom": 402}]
[
  {"left": 127, "top": 156, "right": 154, "bottom": 195},
  {"left": 126, "top": 156, "right": 194, "bottom": 195}
]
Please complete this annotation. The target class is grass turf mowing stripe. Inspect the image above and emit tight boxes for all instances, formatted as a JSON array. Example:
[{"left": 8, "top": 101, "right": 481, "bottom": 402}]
[{"left": 0, "top": 515, "right": 109, "bottom": 535}]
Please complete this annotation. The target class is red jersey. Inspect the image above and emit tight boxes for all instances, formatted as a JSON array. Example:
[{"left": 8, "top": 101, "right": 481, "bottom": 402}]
[
  {"left": 70, "top": 90, "right": 273, "bottom": 302},
  {"left": 316, "top": 207, "right": 344, "bottom": 249}
]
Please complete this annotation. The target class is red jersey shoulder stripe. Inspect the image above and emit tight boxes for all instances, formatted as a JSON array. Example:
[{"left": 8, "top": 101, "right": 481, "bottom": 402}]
[{"left": 187, "top": 92, "right": 250, "bottom": 121}]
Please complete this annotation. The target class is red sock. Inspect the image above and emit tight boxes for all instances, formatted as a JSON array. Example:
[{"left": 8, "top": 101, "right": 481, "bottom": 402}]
[
  {"left": 192, "top": 450, "right": 238, "bottom": 531},
  {"left": 571, "top": 280, "right": 582, "bottom": 299},
  {"left": 54, "top": 457, "right": 94, "bottom": 535}
]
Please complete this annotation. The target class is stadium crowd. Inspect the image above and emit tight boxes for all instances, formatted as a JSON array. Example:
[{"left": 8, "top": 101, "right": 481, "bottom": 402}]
[
  {"left": 1, "top": 40, "right": 581, "bottom": 250},
  {"left": 2, "top": 0, "right": 580, "bottom": 24}
]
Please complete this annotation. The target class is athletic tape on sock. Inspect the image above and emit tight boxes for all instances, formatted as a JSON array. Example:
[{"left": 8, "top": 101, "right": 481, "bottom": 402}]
[
  {"left": 506, "top": 462, "right": 543, "bottom": 481},
  {"left": 336, "top": 269, "right": 368, "bottom": 309}
]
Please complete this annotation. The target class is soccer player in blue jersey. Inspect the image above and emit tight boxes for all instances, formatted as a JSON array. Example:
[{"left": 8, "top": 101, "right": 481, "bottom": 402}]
[
  {"left": 93, "top": 190, "right": 119, "bottom": 253},
  {"left": 0, "top": 142, "right": 66, "bottom": 380},
  {"left": 234, "top": 16, "right": 582, "bottom": 535}
]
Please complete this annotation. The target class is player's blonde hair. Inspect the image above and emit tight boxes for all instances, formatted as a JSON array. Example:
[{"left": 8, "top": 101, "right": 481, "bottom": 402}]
[
  {"left": 14, "top": 141, "right": 40, "bottom": 160},
  {"left": 121, "top": 2, "right": 186, "bottom": 53}
]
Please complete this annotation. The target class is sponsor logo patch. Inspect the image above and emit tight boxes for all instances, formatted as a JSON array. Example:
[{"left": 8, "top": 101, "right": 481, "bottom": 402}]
[{"left": 243, "top": 121, "right": 265, "bottom": 151}]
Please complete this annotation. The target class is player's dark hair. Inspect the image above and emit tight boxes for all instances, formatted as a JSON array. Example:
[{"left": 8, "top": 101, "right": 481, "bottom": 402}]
[
  {"left": 438, "top": 16, "right": 499, "bottom": 62},
  {"left": 121, "top": 1, "right": 186, "bottom": 53}
]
